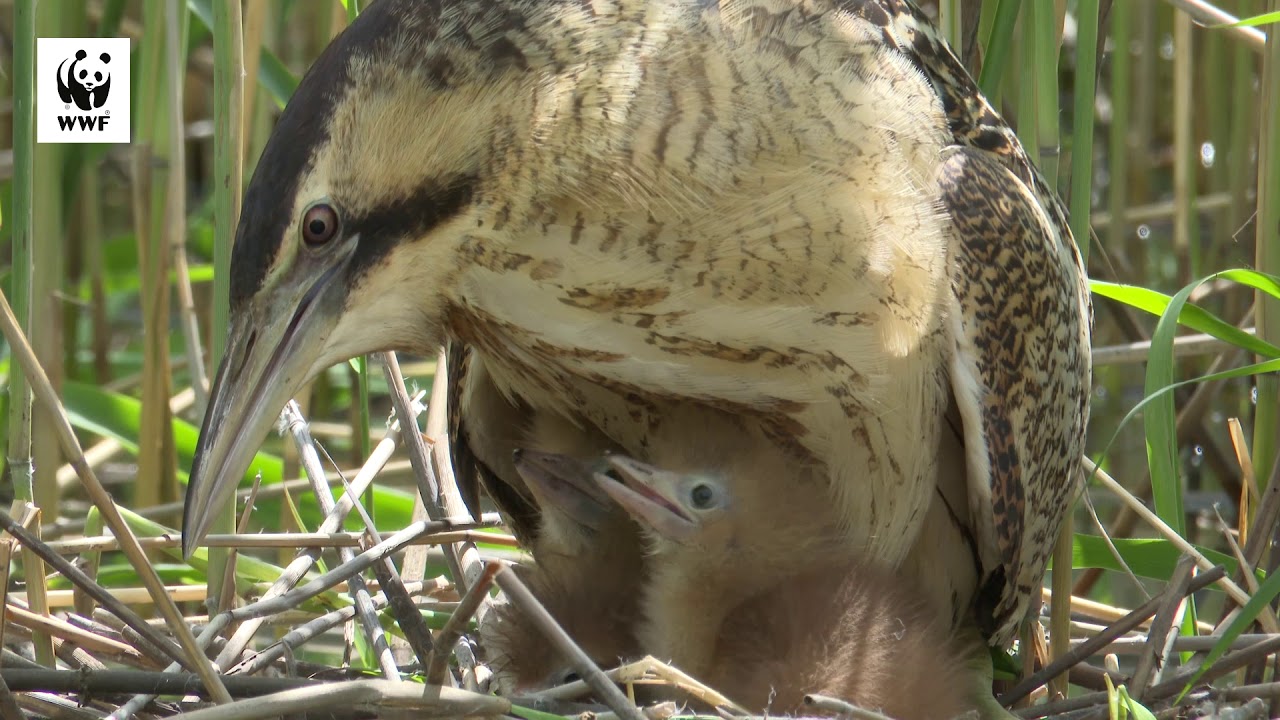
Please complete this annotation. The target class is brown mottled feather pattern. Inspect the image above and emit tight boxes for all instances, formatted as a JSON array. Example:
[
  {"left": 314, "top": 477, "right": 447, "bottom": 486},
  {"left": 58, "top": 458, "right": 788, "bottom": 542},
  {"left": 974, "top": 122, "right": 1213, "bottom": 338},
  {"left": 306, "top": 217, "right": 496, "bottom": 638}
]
[
  {"left": 446, "top": 341, "right": 479, "bottom": 513},
  {"left": 938, "top": 146, "right": 1091, "bottom": 644},
  {"left": 447, "top": 341, "right": 545, "bottom": 542},
  {"left": 214, "top": 0, "right": 1087, "bottom": 662},
  {"left": 860, "top": 2, "right": 1091, "bottom": 643},
  {"left": 424, "top": 0, "right": 1092, "bottom": 648}
]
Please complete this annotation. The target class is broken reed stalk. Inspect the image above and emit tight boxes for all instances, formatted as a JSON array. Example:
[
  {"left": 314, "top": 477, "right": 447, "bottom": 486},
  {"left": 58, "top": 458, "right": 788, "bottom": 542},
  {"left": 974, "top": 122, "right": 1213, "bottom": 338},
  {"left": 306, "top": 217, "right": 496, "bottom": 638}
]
[
  {"left": 494, "top": 566, "right": 647, "bottom": 720},
  {"left": 0, "top": 669, "right": 321, "bottom": 698},
  {"left": 362, "top": 519, "right": 438, "bottom": 669},
  {"left": 802, "top": 693, "right": 895, "bottom": 720},
  {"left": 12, "top": 458, "right": 234, "bottom": 686},
  {"left": 112, "top": 518, "right": 447, "bottom": 718},
  {"left": 221, "top": 521, "right": 443, "bottom": 626},
  {"left": 379, "top": 356, "right": 439, "bottom": 667},
  {"left": 324, "top": 424, "right": 440, "bottom": 669},
  {"left": 4, "top": 601, "right": 149, "bottom": 663},
  {"left": 1017, "top": 619, "right": 1280, "bottom": 719},
  {"left": 1147, "top": 633, "right": 1280, "bottom": 700},
  {"left": 213, "top": 478, "right": 259, "bottom": 626},
  {"left": 426, "top": 560, "right": 503, "bottom": 684},
  {"left": 40, "top": 526, "right": 504, "bottom": 554},
  {"left": 1128, "top": 556, "right": 1196, "bottom": 699},
  {"left": 1085, "top": 457, "right": 1277, "bottom": 631},
  {"left": 999, "top": 564, "right": 1225, "bottom": 706},
  {"left": 0, "top": 671, "right": 23, "bottom": 720},
  {"left": 213, "top": 397, "right": 420, "bottom": 670},
  {"left": 384, "top": 350, "right": 480, "bottom": 589},
  {"left": 0, "top": 286, "right": 233, "bottom": 704},
  {"left": 385, "top": 348, "right": 496, "bottom": 675},
  {"left": 228, "top": 580, "right": 445, "bottom": 675},
  {"left": 279, "top": 401, "right": 398, "bottom": 679},
  {"left": 136, "top": 679, "right": 511, "bottom": 720}
]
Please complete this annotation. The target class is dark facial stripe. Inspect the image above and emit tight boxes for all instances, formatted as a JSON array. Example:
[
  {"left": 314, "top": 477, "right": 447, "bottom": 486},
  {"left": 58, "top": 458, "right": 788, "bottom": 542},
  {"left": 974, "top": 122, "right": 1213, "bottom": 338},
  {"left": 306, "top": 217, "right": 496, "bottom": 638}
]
[
  {"left": 229, "top": 0, "right": 401, "bottom": 309},
  {"left": 344, "top": 174, "right": 479, "bottom": 284},
  {"left": 230, "top": 0, "right": 546, "bottom": 311}
]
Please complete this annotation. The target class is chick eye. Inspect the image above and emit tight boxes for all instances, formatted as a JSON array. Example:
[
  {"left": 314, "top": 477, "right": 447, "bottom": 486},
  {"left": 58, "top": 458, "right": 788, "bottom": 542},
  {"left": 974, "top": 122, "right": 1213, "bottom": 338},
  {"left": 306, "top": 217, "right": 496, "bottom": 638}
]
[
  {"left": 689, "top": 482, "right": 717, "bottom": 509},
  {"left": 301, "top": 203, "right": 340, "bottom": 247}
]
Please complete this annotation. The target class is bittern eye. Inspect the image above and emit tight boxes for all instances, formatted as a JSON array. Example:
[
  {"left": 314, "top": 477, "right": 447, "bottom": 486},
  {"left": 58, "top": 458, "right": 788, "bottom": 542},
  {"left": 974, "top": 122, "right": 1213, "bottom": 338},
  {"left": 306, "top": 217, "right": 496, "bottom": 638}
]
[
  {"left": 301, "top": 203, "right": 340, "bottom": 247},
  {"left": 689, "top": 482, "right": 717, "bottom": 509}
]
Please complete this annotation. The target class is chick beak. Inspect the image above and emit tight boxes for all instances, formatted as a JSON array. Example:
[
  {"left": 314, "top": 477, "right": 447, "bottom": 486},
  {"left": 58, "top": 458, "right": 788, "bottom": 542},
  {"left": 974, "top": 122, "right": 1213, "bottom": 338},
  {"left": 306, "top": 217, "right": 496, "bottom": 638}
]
[
  {"left": 182, "top": 245, "right": 355, "bottom": 558},
  {"left": 512, "top": 449, "right": 615, "bottom": 531},
  {"left": 594, "top": 455, "right": 699, "bottom": 541}
]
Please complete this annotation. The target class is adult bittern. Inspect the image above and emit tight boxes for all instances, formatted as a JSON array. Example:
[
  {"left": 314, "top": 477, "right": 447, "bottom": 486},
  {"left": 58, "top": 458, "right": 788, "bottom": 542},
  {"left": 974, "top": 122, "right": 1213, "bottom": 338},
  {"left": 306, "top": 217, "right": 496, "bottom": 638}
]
[{"left": 184, "top": 0, "right": 1091, "bottom": 648}]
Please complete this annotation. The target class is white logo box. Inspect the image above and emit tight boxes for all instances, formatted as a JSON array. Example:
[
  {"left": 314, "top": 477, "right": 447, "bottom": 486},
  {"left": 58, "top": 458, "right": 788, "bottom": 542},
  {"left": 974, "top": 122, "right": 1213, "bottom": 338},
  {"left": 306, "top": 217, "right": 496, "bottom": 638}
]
[{"left": 37, "top": 37, "right": 131, "bottom": 144}]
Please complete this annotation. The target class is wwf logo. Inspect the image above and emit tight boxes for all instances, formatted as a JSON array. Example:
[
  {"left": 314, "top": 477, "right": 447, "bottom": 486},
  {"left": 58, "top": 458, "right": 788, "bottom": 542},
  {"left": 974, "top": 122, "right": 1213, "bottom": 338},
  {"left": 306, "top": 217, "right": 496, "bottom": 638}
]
[
  {"left": 57, "top": 49, "right": 112, "bottom": 111},
  {"left": 38, "top": 37, "right": 129, "bottom": 143}
]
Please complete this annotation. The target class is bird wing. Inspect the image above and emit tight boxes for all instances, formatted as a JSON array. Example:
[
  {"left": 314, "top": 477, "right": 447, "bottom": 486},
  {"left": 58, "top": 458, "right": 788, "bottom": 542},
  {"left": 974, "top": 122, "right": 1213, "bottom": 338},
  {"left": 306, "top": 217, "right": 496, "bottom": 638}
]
[
  {"left": 446, "top": 340, "right": 543, "bottom": 542},
  {"left": 937, "top": 145, "right": 1091, "bottom": 646},
  {"left": 850, "top": 0, "right": 1091, "bottom": 644}
]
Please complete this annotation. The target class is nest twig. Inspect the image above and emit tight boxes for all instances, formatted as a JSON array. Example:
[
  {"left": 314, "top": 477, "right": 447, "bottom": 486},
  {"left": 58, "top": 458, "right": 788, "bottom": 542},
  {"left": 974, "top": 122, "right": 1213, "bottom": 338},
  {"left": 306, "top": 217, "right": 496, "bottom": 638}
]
[{"left": 1, "top": 291, "right": 1278, "bottom": 720}]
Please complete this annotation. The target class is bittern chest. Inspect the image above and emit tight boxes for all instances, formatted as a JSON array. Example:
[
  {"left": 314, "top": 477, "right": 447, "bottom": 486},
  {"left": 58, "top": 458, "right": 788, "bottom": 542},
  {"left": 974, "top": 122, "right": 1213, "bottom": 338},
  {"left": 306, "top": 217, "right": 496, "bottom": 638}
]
[{"left": 443, "top": 16, "right": 957, "bottom": 559}]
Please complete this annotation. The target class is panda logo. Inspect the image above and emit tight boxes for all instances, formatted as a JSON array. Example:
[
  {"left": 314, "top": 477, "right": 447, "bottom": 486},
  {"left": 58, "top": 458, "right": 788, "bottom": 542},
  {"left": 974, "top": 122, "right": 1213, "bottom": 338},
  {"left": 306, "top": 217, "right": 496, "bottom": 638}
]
[{"left": 57, "top": 49, "right": 112, "bottom": 112}]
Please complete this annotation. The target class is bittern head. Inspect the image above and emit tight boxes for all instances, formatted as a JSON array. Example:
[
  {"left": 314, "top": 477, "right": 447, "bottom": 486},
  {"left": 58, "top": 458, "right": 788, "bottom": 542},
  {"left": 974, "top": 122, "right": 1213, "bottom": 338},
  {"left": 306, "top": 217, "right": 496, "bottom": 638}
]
[{"left": 184, "top": 0, "right": 573, "bottom": 555}]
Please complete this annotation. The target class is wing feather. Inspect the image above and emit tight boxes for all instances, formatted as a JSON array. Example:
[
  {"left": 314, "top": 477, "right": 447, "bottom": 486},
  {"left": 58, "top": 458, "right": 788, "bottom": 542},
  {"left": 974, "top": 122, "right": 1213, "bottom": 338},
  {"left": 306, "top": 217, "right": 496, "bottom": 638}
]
[{"left": 938, "top": 146, "right": 1091, "bottom": 645}]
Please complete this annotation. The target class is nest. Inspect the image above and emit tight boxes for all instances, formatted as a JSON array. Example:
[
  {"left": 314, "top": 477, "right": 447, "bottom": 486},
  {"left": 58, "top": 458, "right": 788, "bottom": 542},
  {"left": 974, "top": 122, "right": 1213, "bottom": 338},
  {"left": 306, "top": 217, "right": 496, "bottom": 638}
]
[{"left": 0, "top": 346, "right": 1274, "bottom": 720}]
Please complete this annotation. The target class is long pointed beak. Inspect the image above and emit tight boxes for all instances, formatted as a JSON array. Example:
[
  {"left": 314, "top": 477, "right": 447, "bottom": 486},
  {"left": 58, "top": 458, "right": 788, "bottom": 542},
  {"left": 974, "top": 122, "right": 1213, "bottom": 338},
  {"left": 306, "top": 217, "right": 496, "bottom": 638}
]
[
  {"left": 594, "top": 455, "right": 699, "bottom": 541},
  {"left": 183, "top": 250, "right": 354, "bottom": 558}
]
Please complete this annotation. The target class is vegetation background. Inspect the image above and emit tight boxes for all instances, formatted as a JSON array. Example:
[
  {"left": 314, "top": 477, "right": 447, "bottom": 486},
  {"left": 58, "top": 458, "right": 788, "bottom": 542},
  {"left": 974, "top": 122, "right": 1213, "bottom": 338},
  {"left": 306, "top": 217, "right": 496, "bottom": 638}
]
[{"left": 0, "top": 0, "right": 1278, "bottom": 710}]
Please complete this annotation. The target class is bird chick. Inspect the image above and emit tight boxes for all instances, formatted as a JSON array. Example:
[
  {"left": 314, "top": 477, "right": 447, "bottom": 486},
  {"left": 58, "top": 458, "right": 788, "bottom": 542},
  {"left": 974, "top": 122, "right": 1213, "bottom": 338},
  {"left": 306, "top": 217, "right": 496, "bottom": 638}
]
[
  {"left": 589, "top": 417, "right": 848, "bottom": 678},
  {"left": 481, "top": 415, "right": 645, "bottom": 694},
  {"left": 480, "top": 560, "right": 639, "bottom": 695},
  {"left": 707, "top": 560, "right": 973, "bottom": 718},
  {"left": 597, "top": 455, "right": 972, "bottom": 718},
  {"left": 515, "top": 413, "right": 644, "bottom": 579}
]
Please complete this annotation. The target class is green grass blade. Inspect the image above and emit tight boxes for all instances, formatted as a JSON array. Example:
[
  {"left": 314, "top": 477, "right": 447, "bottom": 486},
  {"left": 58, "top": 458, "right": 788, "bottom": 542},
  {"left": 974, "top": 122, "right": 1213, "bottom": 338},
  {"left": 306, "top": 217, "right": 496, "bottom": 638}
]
[
  {"left": 1212, "top": 11, "right": 1280, "bottom": 28},
  {"left": 1070, "top": 535, "right": 1244, "bottom": 581},
  {"left": 978, "top": 0, "right": 1022, "bottom": 99},
  {"left": 1091, "top": 276, "right": 1280, "bottom": 358}
]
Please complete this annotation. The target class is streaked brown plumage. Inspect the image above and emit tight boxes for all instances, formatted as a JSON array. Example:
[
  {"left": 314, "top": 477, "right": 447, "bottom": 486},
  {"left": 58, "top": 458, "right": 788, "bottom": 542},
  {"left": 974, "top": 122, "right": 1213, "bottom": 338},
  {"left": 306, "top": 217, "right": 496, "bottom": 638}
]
[
  {"left": 430, "top": 0, "right": 1092, "bottom": 646},
  {"left": 185, "top": 0, "right": 1092, "bottom": 662}
]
